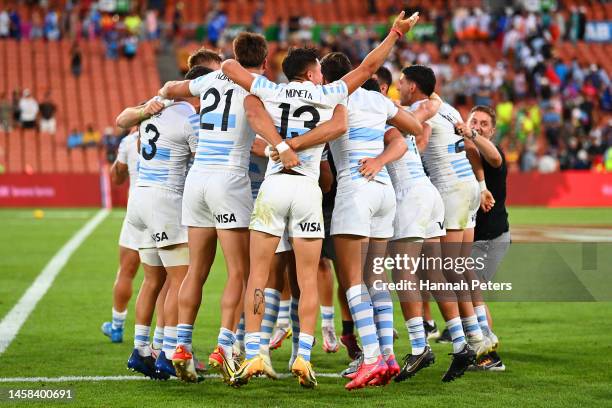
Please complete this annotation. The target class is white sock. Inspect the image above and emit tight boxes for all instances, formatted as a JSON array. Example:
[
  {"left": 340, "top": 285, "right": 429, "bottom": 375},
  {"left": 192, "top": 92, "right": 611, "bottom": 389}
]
[
  {"left": 474, "top": 305, "right": 491, "bottom": 336},
  {"left": 162, "top": 326, "right": 177, "bottom": 359},
  {"left": 260, "top": 288, "right": 281, "bottom": 356},
  {"left": 462, "top": 315, "right": 483, "bottom": 340},
  {"left": 346, "top": 284, "right": 380, "bottom": 364},
  {"left": 112, "top": 308, "right": 128, "bottom": 330},
  {"left": 217, "top": 327, "right": 236, "bottom": 358},
  {"left": 152, "top": 326, "right": 164, "bottom": 349},
  {"left": 320, "top": 305, "right": 335, "bottom": 329},
  {"left": 277, "top": 299, "right": 291, "bottom": 326},
  {"left": 134, "top": 324, "right": 151, "bottom": 356},
  {"left": 406, "top": 317, "right": 426, "bottom": 355},
  {"left": 297, "top": 333, "right": 314, "bottom": 362},
  {"left": 445, "top": 317, "right": 467, "bottom": 353},
  {"left": 245, "top": 332, "right": 261, "bottom": 360}
]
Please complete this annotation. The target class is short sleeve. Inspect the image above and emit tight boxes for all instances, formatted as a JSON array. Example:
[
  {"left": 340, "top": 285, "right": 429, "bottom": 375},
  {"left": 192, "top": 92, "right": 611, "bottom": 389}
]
[
  {"left": 321, "top": 145, "right": 329, "bottom": 162},
  {"left": 250, "top": 75, "right": 281, "bottom": 101},
  {"left": 321, "top": 80, "right": 349, "bottom": 106},
  {"left": 188, "top": 71, "right": 215, "bottom": 96},
  {"left": 116, "top": 136, "right": 128, "bottom": 164},
  {"left": 185, "top": 113, "right": 199, "bottom": 152},
  {"left": 383, "top": 96, "right": 399, "bottom": 120}
]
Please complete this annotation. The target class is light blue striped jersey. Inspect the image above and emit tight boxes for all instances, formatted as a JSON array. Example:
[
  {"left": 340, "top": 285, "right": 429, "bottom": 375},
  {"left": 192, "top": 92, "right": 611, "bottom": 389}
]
[
  {"left": 116, "top": 132, "right": 140, "bottom": 192},
  {"left": 136, "top": 101, "right": 198, "bottom": 194},
  {"left": 329, "top": 87, "right": 398, "bottom": 191},
  {"left": 249, "top": 76, "right": 348, "bottom": 181},
  {"left": 189, "top": 70, "right": 256, "bottom": 173},
  {"left": 419, "top": 101, "right": 476, "bottom": 189},
  {"left": 386, "top": 104, "right": 429, "bottom": 188}
]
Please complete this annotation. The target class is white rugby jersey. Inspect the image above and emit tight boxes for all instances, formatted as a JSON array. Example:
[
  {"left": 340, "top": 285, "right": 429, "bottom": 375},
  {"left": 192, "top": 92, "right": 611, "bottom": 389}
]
[
  {"left": 386, "top": 105, "right": 429, "bottom": 188},
  {"left": 116, "top": 132, "right": 140, "bottom": 192},
  {"left": 329, "top": 87, "right": 397, "bottom": 190},
  {"left": 248, "top": 137, "right": 268, "bottom": 199},
  {"left": 419, "top": 100, "right": 476, "bottom": 188},
  {"left": 136, "top": 101, "right": 198, "bottom": 194},
  {"left": 189, "top": 70, "right": 256, "bottom": 173},
  {"left": 249, "top": 75, "right": 348, "bottom": 181}
]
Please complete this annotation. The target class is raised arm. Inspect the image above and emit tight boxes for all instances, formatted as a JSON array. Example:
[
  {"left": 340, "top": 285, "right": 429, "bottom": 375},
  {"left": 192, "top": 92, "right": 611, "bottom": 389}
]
[
  {"left": 341, "top": 11, "right": 419, "bottom": 95},
  {"left": 159, "top": 80, "right": 192, "bottom": 99},
  {"left": 221, "top": 59, "right": 256, "bottom": 92},
  {"left": 116, "top": 99, "right": 164, "bottom": 129},
  {"left": 359, "top": 127, "right": 408, "bottom": 180}
]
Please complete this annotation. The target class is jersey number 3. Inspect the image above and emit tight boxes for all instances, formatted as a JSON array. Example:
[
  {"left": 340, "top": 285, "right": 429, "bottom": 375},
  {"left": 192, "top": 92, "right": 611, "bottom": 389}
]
[{"left": 142, "top": 123, "right": 160, "bottom": 160}]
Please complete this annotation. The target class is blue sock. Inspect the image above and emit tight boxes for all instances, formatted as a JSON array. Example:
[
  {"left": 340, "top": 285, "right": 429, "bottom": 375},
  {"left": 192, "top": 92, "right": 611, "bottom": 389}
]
[
  {"left": 347, "top": 284, "right": 380, "bottom": 364},
  {"left": 405, "top": 317, "right": 426, "bottom": 355}
]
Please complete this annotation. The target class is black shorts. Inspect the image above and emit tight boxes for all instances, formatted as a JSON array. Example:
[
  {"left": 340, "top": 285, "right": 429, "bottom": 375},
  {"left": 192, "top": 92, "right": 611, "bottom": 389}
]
[{"left": 321, "top": 208, "right": 336, "bottom": 262}]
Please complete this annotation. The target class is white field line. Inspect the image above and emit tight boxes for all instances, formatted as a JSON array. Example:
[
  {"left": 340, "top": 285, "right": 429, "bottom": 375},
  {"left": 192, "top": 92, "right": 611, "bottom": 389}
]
[
  {"left": 0, "top": 209, "right": 110, "bottom": 355},
  {"left": 0, "top": 373, "right": 342, "bottom": 383}
]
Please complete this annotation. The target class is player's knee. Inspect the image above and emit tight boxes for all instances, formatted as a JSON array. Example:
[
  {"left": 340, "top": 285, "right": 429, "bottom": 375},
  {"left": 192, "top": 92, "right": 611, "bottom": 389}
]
[{"left": 158, "top": 245, "right": 190, "bottom": 267}]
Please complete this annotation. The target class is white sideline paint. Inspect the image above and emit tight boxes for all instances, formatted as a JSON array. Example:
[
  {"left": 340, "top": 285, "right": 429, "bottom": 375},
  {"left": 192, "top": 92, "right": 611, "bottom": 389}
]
[
  {"left": 0, "top": 373, "right": 342, "bottom": 383},
  {"left": 0, "top": 209, "right": 110, "bottom": 355}
]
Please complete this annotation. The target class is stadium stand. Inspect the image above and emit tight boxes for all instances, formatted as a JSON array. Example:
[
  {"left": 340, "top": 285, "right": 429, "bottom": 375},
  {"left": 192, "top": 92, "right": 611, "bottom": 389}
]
[{"left": 0, "top": 0, "right": 610, "bottom": 174}]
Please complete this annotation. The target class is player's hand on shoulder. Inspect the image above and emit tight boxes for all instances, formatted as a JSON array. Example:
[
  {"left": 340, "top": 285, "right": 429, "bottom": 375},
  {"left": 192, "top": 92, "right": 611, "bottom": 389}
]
[
  {"left": 143, "top": 98, "right": 165, "bottom": 117},
  {"left": 358, "top": 157, "right": 383, "bottom": 181},
  {"left": 392, "top": 11, "right": 420, "bottom": 35}
]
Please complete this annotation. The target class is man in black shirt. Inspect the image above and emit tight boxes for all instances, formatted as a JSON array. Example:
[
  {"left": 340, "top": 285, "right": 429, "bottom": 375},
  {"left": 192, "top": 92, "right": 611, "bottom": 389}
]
[{"left": 456, "top": 105, "right": 509, "bottom": 372}]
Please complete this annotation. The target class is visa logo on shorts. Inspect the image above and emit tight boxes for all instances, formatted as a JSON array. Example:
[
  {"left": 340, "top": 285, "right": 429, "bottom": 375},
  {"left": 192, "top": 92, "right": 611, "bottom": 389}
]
[
  {"left": 298, "top": 222, "right": 321, "bottom": 232},
  {"left": 152, "top": 232, "right": 169, "bottom": 242},
  {"left": 215, "top": 213, "right": 237, "bottom": 223}
]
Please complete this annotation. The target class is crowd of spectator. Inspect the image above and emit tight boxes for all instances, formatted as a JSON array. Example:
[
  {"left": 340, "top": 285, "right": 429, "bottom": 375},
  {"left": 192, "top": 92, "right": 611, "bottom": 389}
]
[{"left": 1, "top": 0, "right": 611, "bottom": 172}]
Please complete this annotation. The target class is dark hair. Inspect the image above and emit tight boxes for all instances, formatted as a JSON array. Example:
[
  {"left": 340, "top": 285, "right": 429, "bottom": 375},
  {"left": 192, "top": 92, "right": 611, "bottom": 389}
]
[
  {"left": 401, "top": 65, "right": 436, "bottom": 96},
  {"left": 375, "top": 66, "right": 392, "bottom": 88},
  {"left": 282, "top": 47, "right": 319, "bottom": 81},
  {"left": 233, "top": 32, "right": 268, "bottom": 68},
  {"left": 320, "top": 52, "right": 351, "bottom": 83},
  {"left": 469, "top": 105, "right": 497, "bottom": 127},
  {"left": 185, "top": 65, "right": 214, "bottom": 80},
  {"left": 362, "top": 78, "right": 381, "bottom": 92},
  {"left": 187, "top": 48, "right": 222, "bottom": 70}
]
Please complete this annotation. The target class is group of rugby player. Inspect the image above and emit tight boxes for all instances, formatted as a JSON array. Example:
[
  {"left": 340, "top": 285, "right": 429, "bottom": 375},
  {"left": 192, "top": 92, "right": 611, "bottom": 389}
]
[{"left": 101, "top": 11, "right": 506, "bottom": 390}]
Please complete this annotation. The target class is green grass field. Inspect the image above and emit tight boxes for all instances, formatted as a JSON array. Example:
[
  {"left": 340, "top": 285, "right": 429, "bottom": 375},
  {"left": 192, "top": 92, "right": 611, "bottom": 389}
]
[{"left": 1, "top": 208, "right": 611, "bottom": 407}]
